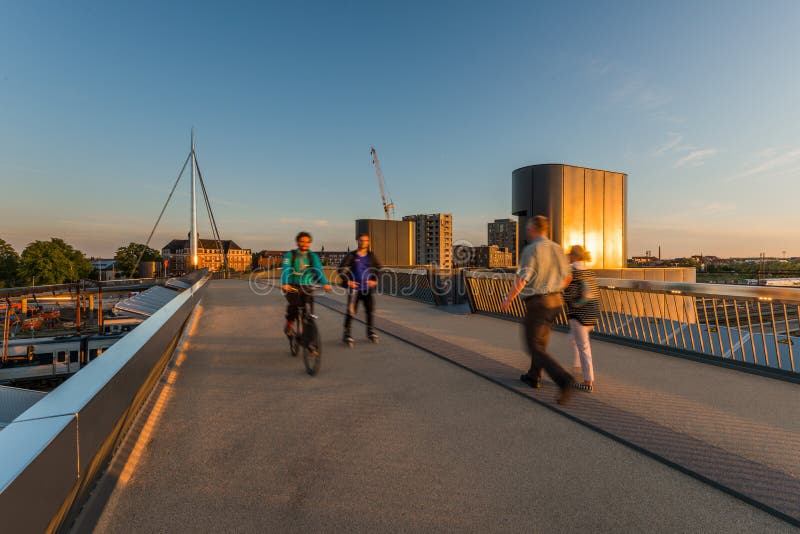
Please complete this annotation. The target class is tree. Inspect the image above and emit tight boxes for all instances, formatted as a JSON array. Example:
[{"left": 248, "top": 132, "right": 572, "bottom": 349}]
[
  {"left": 18, "top": 238, "right": 93, "bottom": 285},
  {"left": 0, "top": 238, "right": 20, "bottom": 288},
  {"left": 114, "top": 242, "right": 162, "bottom": 277}
]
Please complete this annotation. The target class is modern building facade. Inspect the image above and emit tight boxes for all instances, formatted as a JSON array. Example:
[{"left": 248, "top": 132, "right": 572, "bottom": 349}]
[
  {"left": 402, "top": 213, "right": 453, "bottom": 269},
  {"left": 318, "top": 250, "right": 349, "bottom": 267},
  {"left": 454, "top": 244, "right": 513, "bottom": 268},
  {"left": 162, "top": 238, "right": 252, "bottom": 274},
  {"left": 256, "top": 250, "right": 286, "bottom": 271},
  {"left": 475, "top": 245, "right": 513, "bottom": 268},
  {"left": 355, "top": 219, "right": 414, "bottom": 266},
  {"left": 512, "top": 164, "right": 627, "bottom": 269},
  {"left": 487, "top": 218, "right": 518, "bottom": 265}
]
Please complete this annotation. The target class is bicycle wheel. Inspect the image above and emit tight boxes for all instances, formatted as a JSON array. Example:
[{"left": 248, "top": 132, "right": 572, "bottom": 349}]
[{"left": 302, "top": 319, "right": 321, "bottom": 376}]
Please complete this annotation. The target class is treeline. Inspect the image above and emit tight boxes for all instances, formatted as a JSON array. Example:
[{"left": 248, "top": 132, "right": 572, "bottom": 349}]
[
  {"left": 0, "top": 238, "right": 161, "bottom": 288},
  {"left": 703, "top": 261, "right": 800, "bottom": 274}
]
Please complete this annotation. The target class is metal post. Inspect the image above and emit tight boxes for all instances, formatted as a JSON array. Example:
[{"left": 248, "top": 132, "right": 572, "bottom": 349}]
[
  {"left": 733, "top": 299, "right": 745, "bottom": 362},
  {"left": 76, "top": 285, "right": 81, "bottom": 332},
  {"left": 721, "top": 299, "right": 735, "bottom": 359},
  {"left": 711, "top": 298, "right": 726, "bottom": 358},
  {"left": 700, "top": 297, "right": 714, "bottom": 356},
  {"left": 2, "top": 298, "right": 11, "bottom": 365},
  {"left": 744, "top": 301, "right": 757, "bottom": 364},
  {"left": 782, "top": 303, "right": 794, "bottom": 372},
  {"left": 668, "top": 294, "right": 688, "bottom": 350},
  {"left": 757, "top": 300, "right": 769, "bottom": 366},
  {"left": 647, "top": 292, "right": 664, "bottom": 345},
  {"left": 769, "top": 301, "right": 782, "bottom": 369},
  {"left": 680, "top": 294, "right": 697, "bottom": 351},
  {"left": 98, "top": 282, "right": 104, "bottom": 334}
]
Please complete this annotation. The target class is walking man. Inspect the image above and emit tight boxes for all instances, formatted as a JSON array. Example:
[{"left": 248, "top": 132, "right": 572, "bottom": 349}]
[
  {"left": 338, "top": 233, "right": 383, "bottom": 345},
  {"left": 501, "top": 216, "right": 575, "bottom": 404}
]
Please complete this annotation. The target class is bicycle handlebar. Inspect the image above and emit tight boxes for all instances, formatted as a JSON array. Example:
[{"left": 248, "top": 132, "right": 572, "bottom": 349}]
[{"left": 283, "top": 284, "right": 327, "bottom": 293}]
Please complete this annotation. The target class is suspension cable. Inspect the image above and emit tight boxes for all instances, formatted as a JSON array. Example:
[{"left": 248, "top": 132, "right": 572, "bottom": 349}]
[
  {"left": 130, "top": 152, "right": 192, "bottom": 278},
  {"left": 193, "top": 152, "right": 229, "bottom": 276}
]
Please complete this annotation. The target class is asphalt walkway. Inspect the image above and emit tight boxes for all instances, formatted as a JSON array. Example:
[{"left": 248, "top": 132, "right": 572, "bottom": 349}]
[{"left": 89, "top": 280, "right": 796, "bottom": 532}]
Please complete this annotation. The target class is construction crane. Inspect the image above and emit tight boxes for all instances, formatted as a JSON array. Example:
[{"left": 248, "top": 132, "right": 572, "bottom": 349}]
[{"left": 370, "top": 145, "right": 395, "bottom": 220}]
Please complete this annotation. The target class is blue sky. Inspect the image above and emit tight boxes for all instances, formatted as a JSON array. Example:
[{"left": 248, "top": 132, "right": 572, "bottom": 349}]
[{"left": 1, "top": 0, "right": 799, "bottom": 258}]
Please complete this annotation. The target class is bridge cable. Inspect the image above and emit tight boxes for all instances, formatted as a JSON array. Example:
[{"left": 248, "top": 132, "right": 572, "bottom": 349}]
[
  {"left": 130, "top": 152, "right": 192, "bottom": 278},
  {"left": 192, "top": 153, "right": 224, "bottom": 272},
  {"left": 193, "top": 152, "right": 229, "bottom": 277},
  {"left": 195, "top": 155, "right": 228, "bottom": 276}
]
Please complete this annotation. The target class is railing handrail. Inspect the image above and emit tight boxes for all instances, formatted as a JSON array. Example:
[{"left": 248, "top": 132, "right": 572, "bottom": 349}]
[
  {"left": 379, "top": 267, "right": 429, "bottom": 276},
  {"left": 463, "top": 270, "right": 800, "bottom": 304},
  {"left": 0, "top": 277, "right": 163, "bottom": 299},
  {"left": 464, "top": 271, "right": 799, "bottom": 377},
  {"left": 595, "top": 278, "right": 800, "bottom": 303}
]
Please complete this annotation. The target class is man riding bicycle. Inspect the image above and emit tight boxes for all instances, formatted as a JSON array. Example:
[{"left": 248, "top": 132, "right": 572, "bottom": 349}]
[{"left": 281, "top": 232, "right": 332, "bottom": 338}]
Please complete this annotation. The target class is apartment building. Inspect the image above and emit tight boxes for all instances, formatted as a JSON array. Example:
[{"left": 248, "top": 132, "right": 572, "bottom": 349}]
[{"left": 402, "top": 213, "right": 453, "bottom": 269}]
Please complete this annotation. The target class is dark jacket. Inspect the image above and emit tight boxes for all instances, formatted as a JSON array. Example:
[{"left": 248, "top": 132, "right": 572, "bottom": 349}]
[{"left": 337, "top": 250, "right": 383, "bottom": 291}]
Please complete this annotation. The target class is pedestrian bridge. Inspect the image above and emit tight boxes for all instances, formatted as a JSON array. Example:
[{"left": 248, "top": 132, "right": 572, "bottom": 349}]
[{"left": 1, "top": 276, "right": 798, "bottom": 532}]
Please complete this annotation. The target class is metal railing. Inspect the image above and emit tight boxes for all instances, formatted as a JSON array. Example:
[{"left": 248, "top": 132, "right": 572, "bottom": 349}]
[
  {"left": 464, "top": 271, "right": 799, "bottom": 376},
  {"left": 0, "top": 274, "right": 208, "bottom": 533},
  {"left": 376, "top": 267, "right": 470, "bottom": 306},
  {"left": 377, "top": 268, "right": 438, "bottom": 304},
  {"left": 0, "top": 277, "right": 162, "bottom": 299},
  {"left": 251, "top": 267, "right": 448, "bottom": 305}
]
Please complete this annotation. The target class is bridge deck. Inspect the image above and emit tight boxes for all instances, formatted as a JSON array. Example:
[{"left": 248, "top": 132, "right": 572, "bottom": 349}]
[{"left": 88, "top": 280, "right": 796, "bottom": 532}]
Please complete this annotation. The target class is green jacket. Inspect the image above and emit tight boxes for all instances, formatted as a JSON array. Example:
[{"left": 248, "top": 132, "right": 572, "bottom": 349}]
[{"left": 280, "top": 249, "right": 329, "bottom": 286}]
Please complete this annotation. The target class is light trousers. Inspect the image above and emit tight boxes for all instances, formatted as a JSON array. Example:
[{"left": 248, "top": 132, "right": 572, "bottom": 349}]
[{"left": 569, "top": 318, "right": 594, "bottom": 382}]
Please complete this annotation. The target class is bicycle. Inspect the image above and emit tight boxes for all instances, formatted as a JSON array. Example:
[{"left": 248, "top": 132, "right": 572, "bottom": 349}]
[{"left": 285, "top": 285, "right": 323, "bottom": 375}]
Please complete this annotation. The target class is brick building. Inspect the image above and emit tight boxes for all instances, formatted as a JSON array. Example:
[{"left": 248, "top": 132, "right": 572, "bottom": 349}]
[{"left": 162, "top": 238, "right": 252, "bottom": 275}]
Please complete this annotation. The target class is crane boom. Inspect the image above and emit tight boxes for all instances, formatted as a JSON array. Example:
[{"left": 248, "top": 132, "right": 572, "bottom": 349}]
[{"left": 370, "top": 146, "right": 394, "bottom": 219}]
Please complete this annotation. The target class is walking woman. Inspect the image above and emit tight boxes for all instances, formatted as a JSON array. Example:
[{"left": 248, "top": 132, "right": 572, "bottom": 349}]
[{"left": 564, "top": 245, "right": 600, "bottom": 392}]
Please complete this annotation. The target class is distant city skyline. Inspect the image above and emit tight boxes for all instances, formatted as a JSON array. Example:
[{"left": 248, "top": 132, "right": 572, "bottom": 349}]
[{"left": 2, "top": 1, "right": 799, "bottom": 258}]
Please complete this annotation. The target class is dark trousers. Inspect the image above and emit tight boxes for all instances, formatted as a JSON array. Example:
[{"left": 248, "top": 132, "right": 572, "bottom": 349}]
[
  {"left": 344, "top": 290, "right": 375, "bottom": 335},
  {"left": 524, "top": 295, "right": 573, "bottom": 389},
  {"left": 285, "top": 291, "right": 313, "bottom": 323}
]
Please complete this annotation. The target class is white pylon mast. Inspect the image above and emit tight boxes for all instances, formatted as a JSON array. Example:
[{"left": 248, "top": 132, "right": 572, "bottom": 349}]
[{"left": 190, "top": 128, "right": 198, "bottom": 269}]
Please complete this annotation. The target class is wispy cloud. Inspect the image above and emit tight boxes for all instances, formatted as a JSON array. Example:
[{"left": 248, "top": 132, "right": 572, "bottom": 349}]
[
  {"left": 675, "top": 148, "right": 718, "bottom": 168},
  {"left": 588, "top": 58, "right": 679, "bottom": 123},
  {"left": 724, "top": 147, "right": 800, "bottom": 182},
  {"left": 610, "top": 79, "right": 672, "bottom": 112},
  {"left": 0, "top": 162, "right": 48, "bottom": 176},
  {"left": 587, "top": 58, "right": 614, "bottom": 77},
  {"left": 693, "top": 201, "right": 737, "bottom": 216},
  {"left": 278, "top": 218, "right": 331, "bottom": 228},
  {"left": 650, "top": 132, "right": 717, "bottom": 168},
  {"left": 651, "top": 133, "right": 683, "bottom": 156},
  {"left": 139, "top": 183, "right": 247, "bottom": 209},
  {"left": 631, "top": 201, "right": 737, "bottom": 230}
]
